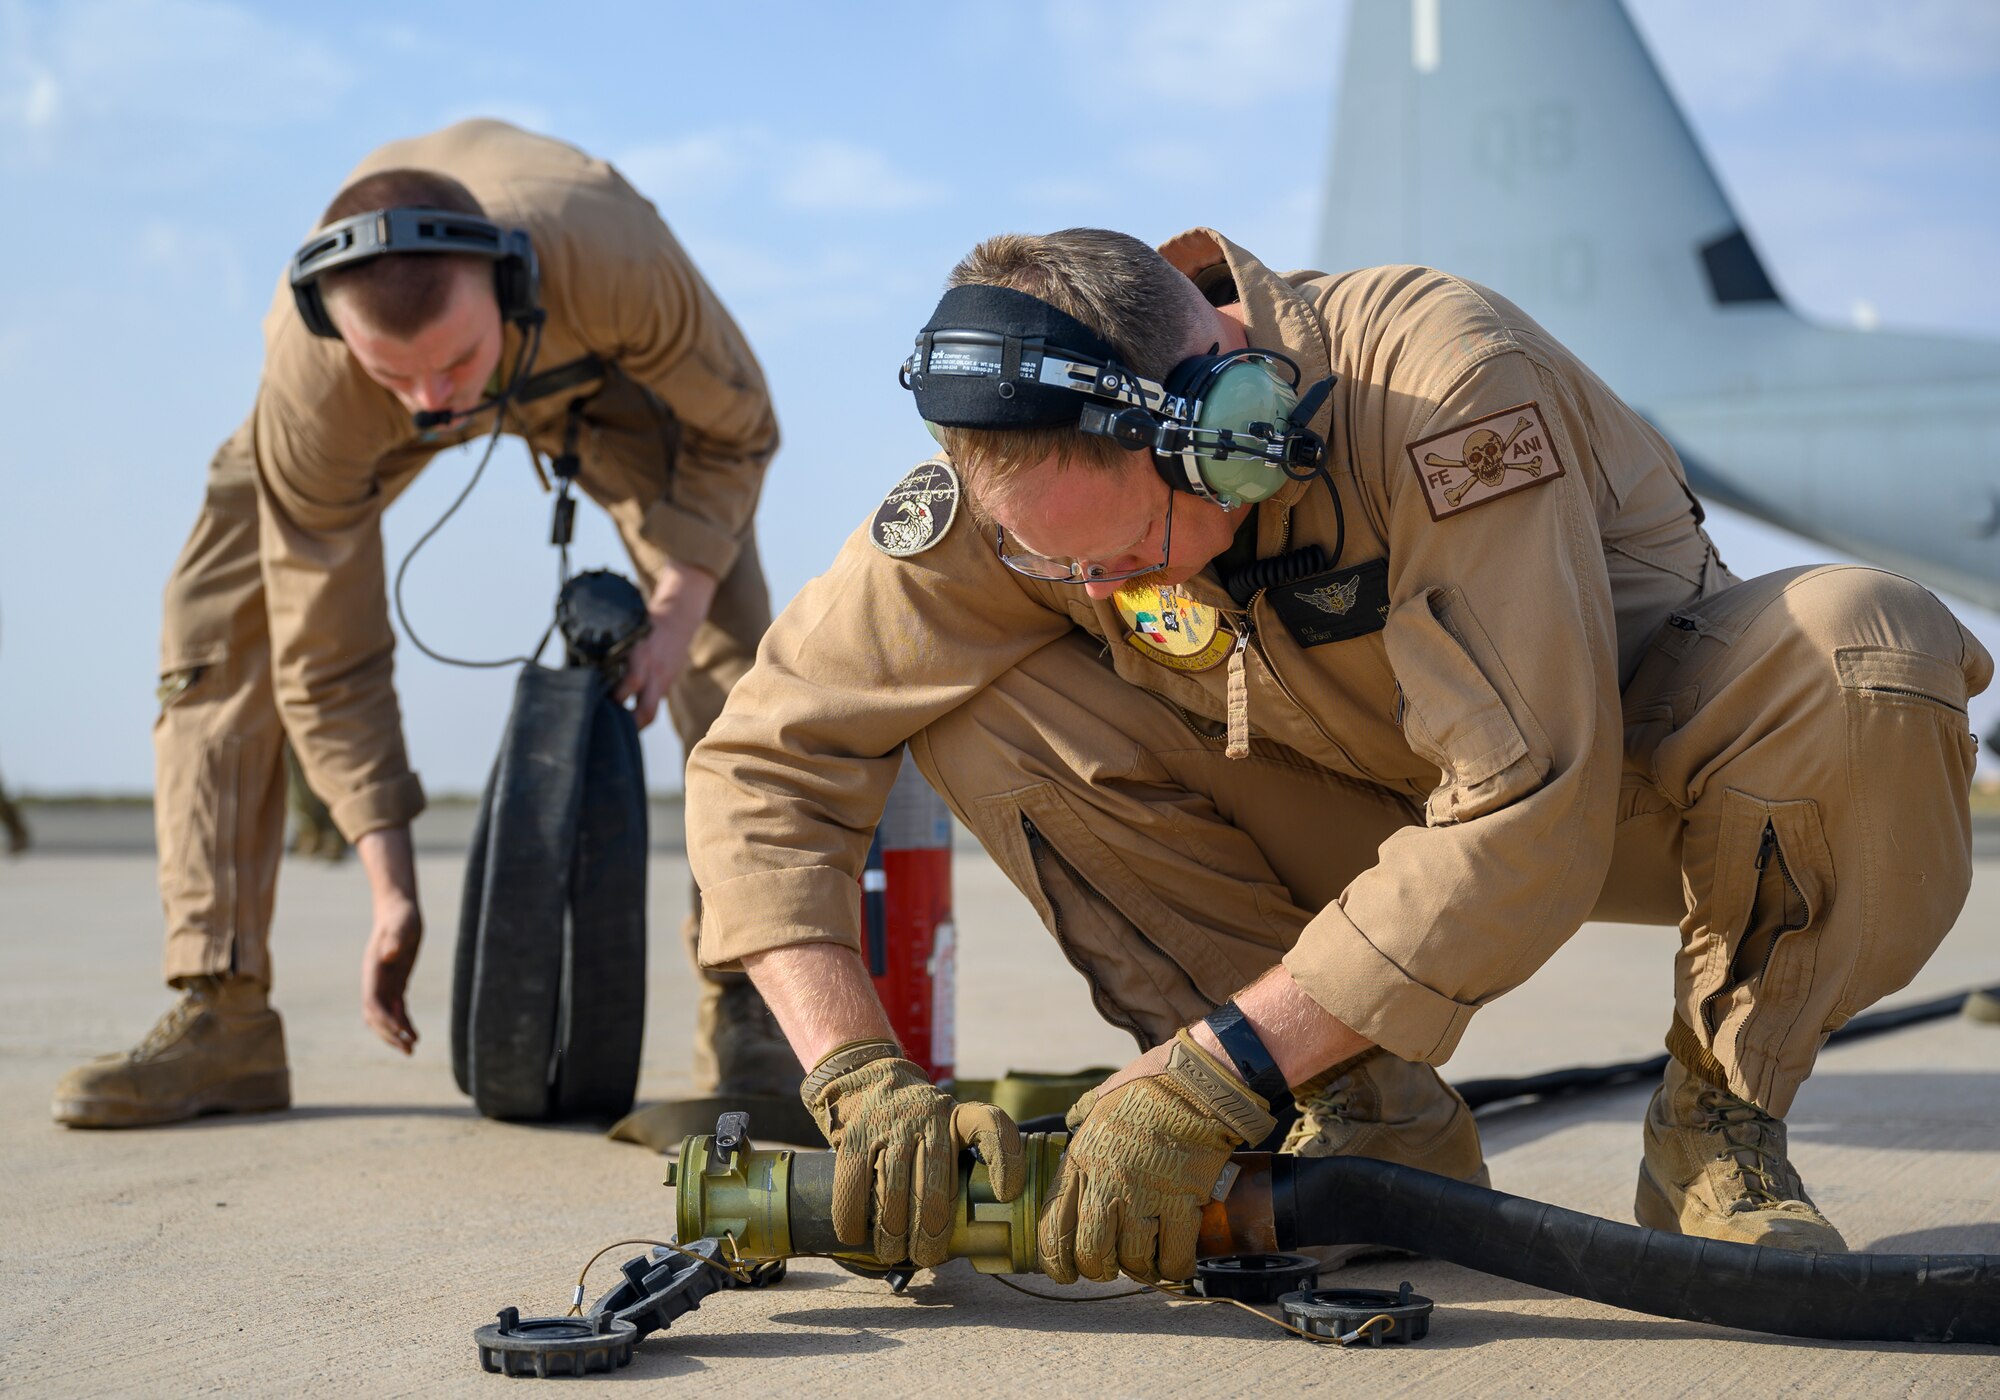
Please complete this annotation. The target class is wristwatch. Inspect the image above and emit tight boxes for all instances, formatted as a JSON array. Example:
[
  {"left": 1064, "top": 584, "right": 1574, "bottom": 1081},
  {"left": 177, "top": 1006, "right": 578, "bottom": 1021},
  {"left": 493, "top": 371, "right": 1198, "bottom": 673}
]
[{"left": 1201, "top": 1001, "right": 1289, "bottom": 1106}]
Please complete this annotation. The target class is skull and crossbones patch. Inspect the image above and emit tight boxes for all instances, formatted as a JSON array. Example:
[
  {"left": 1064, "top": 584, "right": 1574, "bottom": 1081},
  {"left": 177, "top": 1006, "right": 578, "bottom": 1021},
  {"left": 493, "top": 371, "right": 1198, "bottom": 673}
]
[{"left": 1405, "top": 402, "right": 1566, "bottom": 521}]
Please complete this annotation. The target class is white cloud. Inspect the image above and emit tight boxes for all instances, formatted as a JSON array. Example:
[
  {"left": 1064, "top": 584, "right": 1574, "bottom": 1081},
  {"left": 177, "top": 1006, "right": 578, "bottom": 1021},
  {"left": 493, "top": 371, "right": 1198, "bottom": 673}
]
[
  {"left": 1631, "top": 0, "right": 2000, "bottom": 112},
  {"left": 0, "top": 0, "right": 352, "bottom": 145},
  {"left": 1043, "top": 0, "right": 1330, "bottom": 112},
  {"left": 775, "top": 139, "right": 943, "bottom": 212},
  {"left": 21, "top": 69, "right": 56, "bottom": 127},
  {"left": 134, "top": 217, "right": 249, "bottom": 312},
  {"left": 617, "top": 129, "right": 764, "bottom": 204},
  {"left": 618, "top": 128, "right": 944, "bottom": 214},
  {"left": 360, "top": 20, "right": 424, "bottom": 55}
]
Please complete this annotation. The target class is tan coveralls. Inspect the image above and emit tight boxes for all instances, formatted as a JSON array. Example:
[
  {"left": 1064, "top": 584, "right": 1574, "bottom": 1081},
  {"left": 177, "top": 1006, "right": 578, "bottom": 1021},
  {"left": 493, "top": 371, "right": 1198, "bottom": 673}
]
[
  {"left": 687, "top": 230, "right": 1990, "bottom": 1118},
  {"left": 158, "top": 120, "right": 776, "bottom": 994}
]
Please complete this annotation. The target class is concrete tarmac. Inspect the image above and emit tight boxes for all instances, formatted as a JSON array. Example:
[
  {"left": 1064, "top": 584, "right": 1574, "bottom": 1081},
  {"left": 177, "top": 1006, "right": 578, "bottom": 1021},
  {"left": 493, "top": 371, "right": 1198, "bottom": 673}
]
[{"left": 3, "top": 811, "right": 1997, "bottom": 1395}]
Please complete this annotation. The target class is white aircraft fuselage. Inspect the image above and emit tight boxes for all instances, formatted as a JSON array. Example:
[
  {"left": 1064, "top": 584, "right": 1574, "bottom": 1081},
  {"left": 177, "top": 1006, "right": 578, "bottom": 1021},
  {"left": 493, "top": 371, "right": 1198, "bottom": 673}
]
[{"left": 1320, "top": 0, "right": 2000, "bottom": 612}]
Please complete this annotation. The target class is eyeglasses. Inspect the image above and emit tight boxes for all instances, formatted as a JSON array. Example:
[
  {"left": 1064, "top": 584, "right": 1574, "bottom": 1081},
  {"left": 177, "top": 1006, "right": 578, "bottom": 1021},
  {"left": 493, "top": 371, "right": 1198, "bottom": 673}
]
[{"left": 995, "top": 479, "right": 1176, "bottom": 585}]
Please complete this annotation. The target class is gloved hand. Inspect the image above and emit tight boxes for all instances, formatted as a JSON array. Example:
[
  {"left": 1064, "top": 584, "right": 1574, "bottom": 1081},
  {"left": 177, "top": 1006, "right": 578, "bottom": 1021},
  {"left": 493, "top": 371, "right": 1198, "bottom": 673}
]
[
  {"left": 1038, "top": 1031, "right": 1276, "bottom": 1284},
  {"left": 801, "top": 1039, "right": 1025, "bottom": 1268}
]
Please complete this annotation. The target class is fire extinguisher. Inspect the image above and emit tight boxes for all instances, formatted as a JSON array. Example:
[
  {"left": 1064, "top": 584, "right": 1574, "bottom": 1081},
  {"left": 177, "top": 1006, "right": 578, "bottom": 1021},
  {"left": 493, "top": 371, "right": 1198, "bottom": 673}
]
[{"left": 861, "top": 758, "right": 955, "bottom": 1083}]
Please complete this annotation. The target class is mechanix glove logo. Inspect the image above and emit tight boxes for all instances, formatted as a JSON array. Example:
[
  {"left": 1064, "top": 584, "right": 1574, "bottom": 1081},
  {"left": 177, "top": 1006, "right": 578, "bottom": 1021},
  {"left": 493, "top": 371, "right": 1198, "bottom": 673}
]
[
  {"left": 871, "top": 460, "right": 961, "bottom": 557},
  {"left": 1406, "top": 402, "right": 1566, "bottom": 520}
]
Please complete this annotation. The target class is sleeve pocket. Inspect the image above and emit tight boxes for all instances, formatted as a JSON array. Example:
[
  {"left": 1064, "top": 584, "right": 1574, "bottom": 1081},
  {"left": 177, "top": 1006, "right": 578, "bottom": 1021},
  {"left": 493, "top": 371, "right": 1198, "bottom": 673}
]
[{"left": 1386, "top": 585, "right": 1551, "bottom": 825}]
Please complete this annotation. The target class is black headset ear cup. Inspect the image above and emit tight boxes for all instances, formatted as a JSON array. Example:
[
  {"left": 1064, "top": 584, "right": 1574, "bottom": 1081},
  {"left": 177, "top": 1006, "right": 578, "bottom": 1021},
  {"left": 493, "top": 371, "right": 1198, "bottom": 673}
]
[
  {"left": 493, "top": 229, "right": 540, "bottom": 326},
  {"left": 1150, "top": 352, "right": 1234, "bottom": 496},
  {"left": 293, "top": 281, "right": 341, "bottom": 339}
]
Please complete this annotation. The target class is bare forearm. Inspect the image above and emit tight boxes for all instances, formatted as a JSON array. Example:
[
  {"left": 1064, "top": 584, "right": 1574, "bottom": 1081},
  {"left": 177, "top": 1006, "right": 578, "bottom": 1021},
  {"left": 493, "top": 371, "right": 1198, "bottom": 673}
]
[
  {"left": 356, "top": 825, "right": 418, "bottom": 906},
  {"left": 647, "top": 557, "right": 718, "bottom": 620},
  {"left": 740, "top": 942, "right": 894, "bottom": 1069},
  {"left": 1187, "top": 964, "right": 1374, "bottom": 1089}
]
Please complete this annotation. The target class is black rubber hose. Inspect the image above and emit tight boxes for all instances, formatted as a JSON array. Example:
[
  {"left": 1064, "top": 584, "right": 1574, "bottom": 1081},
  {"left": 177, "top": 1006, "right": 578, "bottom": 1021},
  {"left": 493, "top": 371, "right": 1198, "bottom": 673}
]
[
  {"left": 1272, "top": 1155, "right": 2000, "bottom": 1345},
  {"left": 1011, "top": 984, "right": 2000, "bottom": 1134},
  {"left": 1452, "top": 984, "right": 1999, "bottom": 1112}
]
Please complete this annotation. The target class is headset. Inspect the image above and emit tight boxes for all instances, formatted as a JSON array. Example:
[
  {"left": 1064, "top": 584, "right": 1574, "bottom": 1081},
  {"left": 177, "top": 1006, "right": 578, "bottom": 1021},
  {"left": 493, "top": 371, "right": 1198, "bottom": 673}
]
[
  {"left": 287, "top": 205, "right": 557, "bottom": 668},
  {"left": 289, "top": 206, "right": 541, "bottom": 343},
  {"left": 901, "top": 283, "right": 1337, "bottom": 510}
]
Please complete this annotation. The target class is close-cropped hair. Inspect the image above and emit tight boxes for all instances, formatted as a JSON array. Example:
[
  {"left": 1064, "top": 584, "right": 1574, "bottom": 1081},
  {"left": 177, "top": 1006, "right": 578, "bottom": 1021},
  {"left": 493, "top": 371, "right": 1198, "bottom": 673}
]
[
  {"left": 315, "top": 169, "right": 489, "bottom": 340},
  {"left": 933, "top": 228, "right": 1204, "bottom": 511}
]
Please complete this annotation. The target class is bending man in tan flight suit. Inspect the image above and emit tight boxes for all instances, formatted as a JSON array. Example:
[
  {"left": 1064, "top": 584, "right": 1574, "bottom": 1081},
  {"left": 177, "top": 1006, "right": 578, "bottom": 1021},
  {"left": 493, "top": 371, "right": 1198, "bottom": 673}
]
[
  {"left": 55, "top": 120, "right": 801, "bottom": 1129},
  {"left": 685, "top": 228, "right": 1990, "bottom": 1281}
]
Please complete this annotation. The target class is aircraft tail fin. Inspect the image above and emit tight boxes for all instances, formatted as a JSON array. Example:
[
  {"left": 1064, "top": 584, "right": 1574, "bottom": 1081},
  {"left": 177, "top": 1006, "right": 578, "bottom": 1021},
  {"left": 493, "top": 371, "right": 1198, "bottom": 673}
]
[{"left": 1319, "top": 0, "right": 1787, "bottom": 387}]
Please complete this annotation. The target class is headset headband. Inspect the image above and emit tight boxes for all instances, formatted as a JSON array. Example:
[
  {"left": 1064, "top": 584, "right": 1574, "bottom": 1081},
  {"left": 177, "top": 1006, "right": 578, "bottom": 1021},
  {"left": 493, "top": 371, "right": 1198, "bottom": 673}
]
[
  {"left": 289, "top": 205, "right": 539, "bottom": 340},
  {"left": 292, "top": 207, "right": 510, "bottom": 284},
  {"left": 903, "top": 284, "right": 1177, "bottom": 429}
]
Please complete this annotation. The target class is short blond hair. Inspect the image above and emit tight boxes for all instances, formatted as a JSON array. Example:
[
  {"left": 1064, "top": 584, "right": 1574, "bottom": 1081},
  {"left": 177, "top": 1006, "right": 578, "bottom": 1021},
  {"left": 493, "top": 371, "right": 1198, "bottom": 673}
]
[{"left": 932, "top": 229, "right": 1204, "bottom": 512}]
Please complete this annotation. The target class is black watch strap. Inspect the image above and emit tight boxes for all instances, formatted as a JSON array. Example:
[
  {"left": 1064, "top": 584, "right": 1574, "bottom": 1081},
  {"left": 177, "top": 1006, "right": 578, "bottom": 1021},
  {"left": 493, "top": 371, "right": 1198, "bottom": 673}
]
[{"left": 1201, "top": 1001, "right": 1288, "bottom": 1105}]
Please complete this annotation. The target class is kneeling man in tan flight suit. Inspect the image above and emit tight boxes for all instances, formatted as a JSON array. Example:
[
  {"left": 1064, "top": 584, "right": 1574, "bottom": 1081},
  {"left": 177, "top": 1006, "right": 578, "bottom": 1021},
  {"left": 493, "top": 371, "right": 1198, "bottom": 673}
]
[
  {"left": 684, "top": 227, "right": 1989, "bottom": 1281},
  {"left": 55, "top": 120, "right": 801, "bottom": 1128}
]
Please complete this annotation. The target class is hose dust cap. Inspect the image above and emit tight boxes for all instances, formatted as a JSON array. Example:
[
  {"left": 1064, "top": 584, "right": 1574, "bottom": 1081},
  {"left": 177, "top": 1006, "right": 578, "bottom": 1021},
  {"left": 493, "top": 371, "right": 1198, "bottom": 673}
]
[{"left": 473, "top": 1307, "right": 636, "bottom": 1376}]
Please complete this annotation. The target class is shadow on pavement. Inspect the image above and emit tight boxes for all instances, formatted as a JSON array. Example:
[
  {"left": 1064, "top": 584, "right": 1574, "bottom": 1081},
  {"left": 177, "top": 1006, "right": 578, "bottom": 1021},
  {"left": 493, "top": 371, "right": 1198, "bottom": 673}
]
[{"left": 1865, "top": 1222, "right": 2000, "bottom": 1253}]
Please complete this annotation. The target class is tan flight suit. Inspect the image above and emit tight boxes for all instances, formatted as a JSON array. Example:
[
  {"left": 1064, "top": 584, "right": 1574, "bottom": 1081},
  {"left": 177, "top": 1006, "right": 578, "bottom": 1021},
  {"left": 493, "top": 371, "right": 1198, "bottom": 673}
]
[
  {"left": 158, "top": 120, "right": 776, "bottom": 1000},
  {"left": 686, "top": 229, "right": 1989, "bottom": 1119}
]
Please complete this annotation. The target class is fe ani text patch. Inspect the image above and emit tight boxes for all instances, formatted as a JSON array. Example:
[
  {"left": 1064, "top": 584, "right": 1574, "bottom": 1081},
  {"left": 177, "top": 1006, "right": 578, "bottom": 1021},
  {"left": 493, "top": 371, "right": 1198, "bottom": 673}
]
[
  {"left": 870, "top": 459, "right": 960, "bottom": 557},
  {"left": 1405, "top": 401, "right": 1565, "bottom": 521}
]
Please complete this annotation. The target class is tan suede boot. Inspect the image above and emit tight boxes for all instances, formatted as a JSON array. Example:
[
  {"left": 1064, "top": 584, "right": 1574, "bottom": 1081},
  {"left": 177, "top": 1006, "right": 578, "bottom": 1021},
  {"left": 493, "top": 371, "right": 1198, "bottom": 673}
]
[
  {"left": 1283, "top": 1049, "right": 1490, "bottom": 1268},
  {"left": 1635, "top": 1057, "right": 1847, "bottom": 1253},
  {"left": 691, "top": 977, "right": 804, "bottom": 1098},
  {"left": 52, "top": 977, "right": 291, "bottom": 1128}
]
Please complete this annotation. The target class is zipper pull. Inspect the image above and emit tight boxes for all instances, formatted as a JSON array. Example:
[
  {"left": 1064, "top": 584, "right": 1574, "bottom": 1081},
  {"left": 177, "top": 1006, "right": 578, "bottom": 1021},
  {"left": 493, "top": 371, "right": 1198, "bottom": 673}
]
[
  {"left": 1755, "top": 821, "right": 1777, "bottom": 871},
  {"left": 1226, "top": 626, "right": 1251, "bottom": 760}
]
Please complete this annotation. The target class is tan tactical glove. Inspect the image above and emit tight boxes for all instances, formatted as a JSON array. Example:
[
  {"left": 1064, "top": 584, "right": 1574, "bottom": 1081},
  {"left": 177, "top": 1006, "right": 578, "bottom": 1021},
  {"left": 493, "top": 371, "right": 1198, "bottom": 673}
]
[
  {"left": 1038, "top": 1031, "right": 1276, "bottom": 1284},
  {"left": 802, "top": 1039, "right": 1025, "bottom": 1268}
]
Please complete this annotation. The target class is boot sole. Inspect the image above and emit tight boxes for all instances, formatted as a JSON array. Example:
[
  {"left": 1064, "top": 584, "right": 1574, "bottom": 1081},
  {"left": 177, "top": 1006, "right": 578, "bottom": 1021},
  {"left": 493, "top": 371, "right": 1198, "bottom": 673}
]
[
  {"left": 1633, "top": 1161, "right": 1847, "bottom": 1252},
  {"left": 53, "top": 1069, "right": 291, "bottom": 1129}
]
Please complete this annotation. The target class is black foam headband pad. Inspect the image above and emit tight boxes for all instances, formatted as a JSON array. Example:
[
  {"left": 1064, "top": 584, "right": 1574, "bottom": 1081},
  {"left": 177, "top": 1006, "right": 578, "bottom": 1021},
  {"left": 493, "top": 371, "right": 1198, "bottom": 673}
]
[{"left": 909, "top": 284, "right": 1124, "bottom": 429}]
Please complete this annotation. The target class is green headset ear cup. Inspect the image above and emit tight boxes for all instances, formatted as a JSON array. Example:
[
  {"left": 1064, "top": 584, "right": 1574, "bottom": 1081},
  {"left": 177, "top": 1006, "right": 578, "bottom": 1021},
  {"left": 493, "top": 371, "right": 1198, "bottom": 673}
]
[
  {"left": 1183, "top": 356, "right": 1300, "bottom": 506},
  {"left": 923, "top": 418, "right": 949, "bottom": 448}
]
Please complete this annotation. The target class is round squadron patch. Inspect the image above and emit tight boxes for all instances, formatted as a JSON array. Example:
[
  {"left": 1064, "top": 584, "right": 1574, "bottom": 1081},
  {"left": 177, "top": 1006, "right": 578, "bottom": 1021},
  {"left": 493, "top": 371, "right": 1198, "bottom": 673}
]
[
  {"left": 1114, "top": 581, "right": 1233, "bottom": 673},
  {"left": 870, "top": 460, "right": 961, "bottom": 557}
]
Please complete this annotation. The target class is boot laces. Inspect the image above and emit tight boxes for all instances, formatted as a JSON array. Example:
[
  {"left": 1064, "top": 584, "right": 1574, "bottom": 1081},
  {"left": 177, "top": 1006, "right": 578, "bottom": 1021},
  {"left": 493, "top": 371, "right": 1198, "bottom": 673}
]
[
  {"left": 131, "top": 996, "right": 205, "bottom": 1061},
  {"left": 1695, "top": 1090, "right": 1810, "bottom": 1213},
  {"left": 1306, "top": 1082, "right": 1353, "bottom": 1124},
  {"left": 1282, "top": 1079, "right": 1355, "bottom": 1153}
]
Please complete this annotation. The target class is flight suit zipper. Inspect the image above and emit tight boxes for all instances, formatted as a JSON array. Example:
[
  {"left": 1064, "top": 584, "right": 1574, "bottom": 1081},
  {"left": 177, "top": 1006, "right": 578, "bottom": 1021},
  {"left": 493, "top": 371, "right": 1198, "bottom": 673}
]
[
  {"left": 1222, "top": 524, "right": 1369, "bottom": 771},
  {"left": 1852, "top": 684, "right": 1965, "bottom": 714},
  {"left": 1021, "top": 815, "right": 1145, "bottom": 1044},
  {"left": 1223, "top": 512, "right": 1289, "bottom": 760},
  {"left": 1700, "top": 818, "right": 1811, "bottom": 1044}
]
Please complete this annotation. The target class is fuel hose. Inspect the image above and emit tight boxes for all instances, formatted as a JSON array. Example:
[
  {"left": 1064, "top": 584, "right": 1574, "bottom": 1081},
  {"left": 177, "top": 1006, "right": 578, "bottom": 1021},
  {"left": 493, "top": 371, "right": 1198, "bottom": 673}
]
[
  {"left": 1451, "top": 983, "right": 1999, "bottom": 1112},
  {"left": 673, "top": 1130, "right": 2000, "bottom": 1345},
  {"left": 1013, "top": 983, "right": 2000, "bottom": 1134},
  {"left": 1265, "top": 1154, "right": 1998, "bottom": 1345}
]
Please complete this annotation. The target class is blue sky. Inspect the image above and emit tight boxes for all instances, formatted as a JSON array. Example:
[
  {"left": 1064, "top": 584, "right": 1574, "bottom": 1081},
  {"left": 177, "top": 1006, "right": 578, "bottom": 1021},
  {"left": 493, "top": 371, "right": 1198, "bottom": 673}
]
[{"left": 1, "top": 0, "right": 1996, "bottom": 794}]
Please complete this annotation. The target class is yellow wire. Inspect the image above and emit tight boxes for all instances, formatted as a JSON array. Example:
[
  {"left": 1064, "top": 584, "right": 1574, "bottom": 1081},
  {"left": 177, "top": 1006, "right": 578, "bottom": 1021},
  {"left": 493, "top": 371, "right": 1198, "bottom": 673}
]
[
  {"left": 992, "top": 1272, "right": 1397, "bottom": 1346},
  {"left": 991, "top": 1275, "right": 1151, "bottom": 1302},
  {"left": 569, "top": 1238, "right": 1398, "bottom": 1347},
  {"left": 565, "top": 1236, "right": 759, "bottom": 1316}
]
